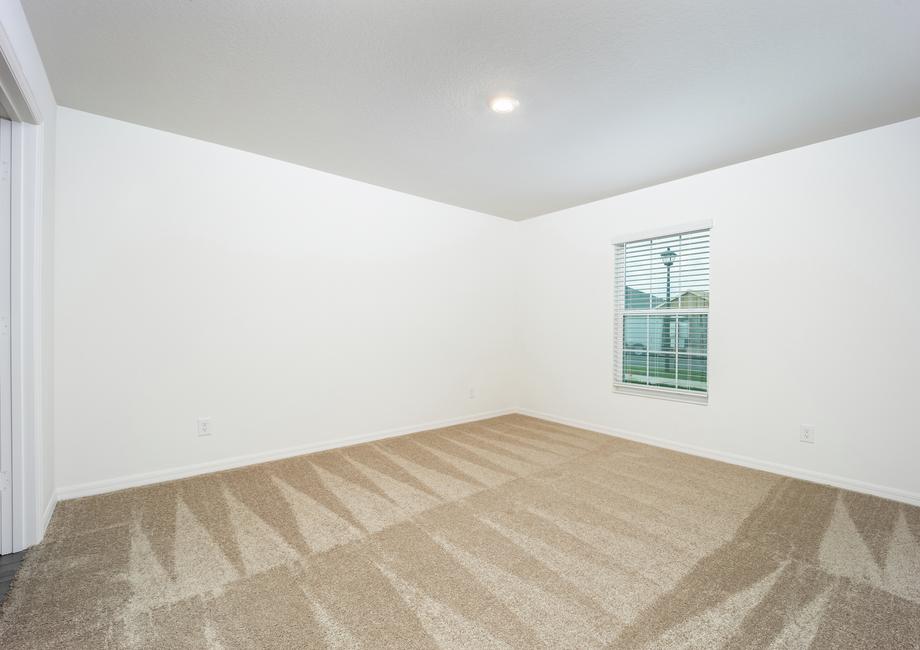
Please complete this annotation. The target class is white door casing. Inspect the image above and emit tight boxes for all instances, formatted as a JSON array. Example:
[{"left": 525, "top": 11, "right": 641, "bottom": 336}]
[{"left": 0, "top": 117, "right": 11, "bottom": 554}]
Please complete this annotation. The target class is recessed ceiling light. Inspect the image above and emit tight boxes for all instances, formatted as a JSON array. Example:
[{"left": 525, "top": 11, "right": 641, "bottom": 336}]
[{"left": 489, "top": 96, "right": 519, "bottom": 114}]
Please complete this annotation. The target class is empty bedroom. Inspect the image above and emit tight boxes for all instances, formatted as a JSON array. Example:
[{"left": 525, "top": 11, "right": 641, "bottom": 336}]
[{"left": 0, "top": 1, "right": 918, "bottom": 648}]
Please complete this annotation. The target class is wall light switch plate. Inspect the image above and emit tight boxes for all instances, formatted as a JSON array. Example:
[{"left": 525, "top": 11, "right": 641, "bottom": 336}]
[{"left": 197, "top": 417, "right": 212, "bottom": 437}]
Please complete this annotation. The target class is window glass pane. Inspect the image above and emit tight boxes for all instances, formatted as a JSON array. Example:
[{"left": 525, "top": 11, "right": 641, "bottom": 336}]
[
  {"left": 676, "top": 231, "right": 710, "bottom": 306},
  {"left": 678, "top": 315, "right": 708, "bottom": 354},
  {"left": 623, "top": 316, "right": 648, "bottom": 351},
  {"left": 647, "top": 315, "right": 676, "bottom": 353},
  {"left": 647, "top": 352, "right": 677, "bottom": 388},
  {"left": 622, "top": 350, "right": 648, "bottom": 385},
  {"left": 623, "top": 239, "right": 651, "bottom": 309},
  {"left": 677, "top": 354, "right": 707, "bottom": 392},
  {"left": 623, "top": 316, "right": 651, "bottom": 385},
  {"left": 650, "top": 239, "right": 680, "bottom": 309},
  {"left": 625, "top": 286, "right": 651, "bottom": 310}
]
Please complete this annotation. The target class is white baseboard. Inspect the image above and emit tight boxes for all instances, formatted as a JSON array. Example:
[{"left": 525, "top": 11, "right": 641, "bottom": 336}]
[
  {"left": 56, "top": 408, "right": 516, "bottom": 501},
  {"left": 53, "top": 406, "right": 920, "bottom": 509},
  {"left": 518, "top": 408, "right": 920, "bottom": 508},
  {"left": 39, "top": 491, "right": 57, "bottom": 542}
]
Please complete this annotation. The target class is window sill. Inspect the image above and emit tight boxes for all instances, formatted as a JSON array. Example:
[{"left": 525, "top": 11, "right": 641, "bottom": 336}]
[{"left": 613, "top": 383, "right": 708, "bottom": 405}]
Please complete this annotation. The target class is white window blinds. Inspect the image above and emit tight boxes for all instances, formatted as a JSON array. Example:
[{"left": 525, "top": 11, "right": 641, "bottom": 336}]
[{"left": 614, "top": 227, "right": 710, "bottom": 398}]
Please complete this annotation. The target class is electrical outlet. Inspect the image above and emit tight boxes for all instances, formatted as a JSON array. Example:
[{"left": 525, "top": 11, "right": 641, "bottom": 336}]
[
  {"left": 197, "top": 417, "right": 213, "bottom": 437},
  {"left": 468, "top": 387, "right": 476, "bottom": 400},
  {"left": 800, "top": 424, "right": 815, "bottom": 444}
]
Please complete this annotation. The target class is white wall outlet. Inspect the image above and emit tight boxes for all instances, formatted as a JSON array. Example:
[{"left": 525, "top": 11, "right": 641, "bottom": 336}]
[
  {"left": 800, "top": 424, "right": 815, "bottom": 444},
  {"left": 468, "top": 387, "right": 476, "bottom": 400},
  {"left": 197, "top": 417, "right": 213, "bottom": 437}
]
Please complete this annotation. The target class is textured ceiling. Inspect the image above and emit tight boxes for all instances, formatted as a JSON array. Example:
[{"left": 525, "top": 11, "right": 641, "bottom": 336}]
[{"left": 22, "top": 0, "right": 920, "bottom": 220}]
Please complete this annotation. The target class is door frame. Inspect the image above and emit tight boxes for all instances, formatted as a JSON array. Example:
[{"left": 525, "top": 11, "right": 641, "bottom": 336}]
[
  {"left": 1, "top": 20, "right": 48, "bottom": 552},
  {"left": 0, "top": 118, "right": 11, "bottom": 554}
]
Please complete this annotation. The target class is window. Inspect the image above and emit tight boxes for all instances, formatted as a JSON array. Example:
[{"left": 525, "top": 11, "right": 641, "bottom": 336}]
[{"left": 614, "top": 225, "right": 710, "bottom": 402}]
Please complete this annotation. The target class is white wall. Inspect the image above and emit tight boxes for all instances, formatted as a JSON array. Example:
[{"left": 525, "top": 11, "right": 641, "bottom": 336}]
[
  {"left": 518, "top": 117, "right": 920, "bottom": 503},
  {"left": 0, "top": 0, "right": 56, "bottom": 544},
  {"left": 54, "top": 107, "right": 920, "bottom": 505},
  {"left": 54, "top": 107, "right": 517, "bottom": 494}
]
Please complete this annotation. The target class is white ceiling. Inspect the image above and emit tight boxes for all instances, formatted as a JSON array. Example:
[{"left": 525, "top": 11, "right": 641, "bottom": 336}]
[{"left": 22, "top": 0, "right": 920, "bottom": 220}]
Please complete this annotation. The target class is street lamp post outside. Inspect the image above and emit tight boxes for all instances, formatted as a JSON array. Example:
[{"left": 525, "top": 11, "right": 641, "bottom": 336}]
[
  {"left": 661, "top": 247, "right": 677, "bottom": 376},
  {"left": 661, "top": 247, "right": 676, "bottom": 302}
]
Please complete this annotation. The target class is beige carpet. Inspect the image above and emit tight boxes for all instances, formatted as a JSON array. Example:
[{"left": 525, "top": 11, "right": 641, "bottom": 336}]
[{"left": 1, "top": 415, "right": 919, "bottom": 648}]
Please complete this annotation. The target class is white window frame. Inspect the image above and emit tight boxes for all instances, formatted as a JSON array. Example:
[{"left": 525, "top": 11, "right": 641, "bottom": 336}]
[{"left": 612, "top": 221, "right": 711, "bottom": 405}]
